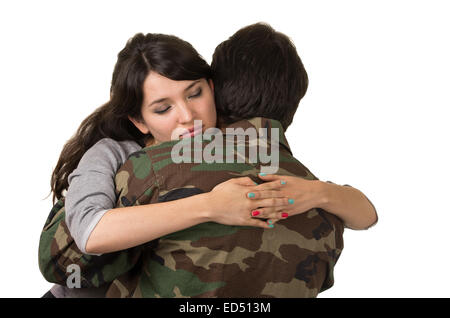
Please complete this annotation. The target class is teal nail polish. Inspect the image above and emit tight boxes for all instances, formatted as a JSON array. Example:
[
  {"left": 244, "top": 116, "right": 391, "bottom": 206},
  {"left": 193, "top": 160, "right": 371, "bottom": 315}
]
[
  {"left": 254, "top": 182, "right": 258, "bottom": 185},
  {"left": 259, "top": 173, "right": 267, "bottom": 176},
  {"left": 281, "top": 181, "right": 286, "bottom": 185},
  {"left": 268, "top": 224, "right": 274, "bottom": 228},
  {"left": 248, "top": 192, "right": 255, "bottom": 198},
  {"left": 268, "top": 220, "right": 273, "bottom": 224},
  {"left": 288, "top": 199, "right": 294, "bottom": 204}
]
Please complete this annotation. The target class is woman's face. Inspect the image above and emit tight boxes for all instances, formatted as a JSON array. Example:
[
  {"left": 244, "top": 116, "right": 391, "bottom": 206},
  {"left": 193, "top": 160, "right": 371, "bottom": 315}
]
[{"left": 130, "top": 72, "right": 217, "bottom": 145}]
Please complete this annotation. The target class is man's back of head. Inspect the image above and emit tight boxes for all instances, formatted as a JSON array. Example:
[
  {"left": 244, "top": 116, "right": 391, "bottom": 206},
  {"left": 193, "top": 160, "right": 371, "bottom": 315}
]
[{"left": 212, "top": 22, "right": 308, "bottom": 130}]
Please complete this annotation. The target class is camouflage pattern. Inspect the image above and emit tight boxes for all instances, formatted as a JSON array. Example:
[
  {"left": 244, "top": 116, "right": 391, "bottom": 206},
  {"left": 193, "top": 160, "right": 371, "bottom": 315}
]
[
  {"left": 38, "top": 198, "right": 142, "bottom": 288},
  {"left": 38, "top": 117, "right": 344, "bottom": 297},
  {"left": 105, "top": 117, "right": 344, "bottom": 298}
]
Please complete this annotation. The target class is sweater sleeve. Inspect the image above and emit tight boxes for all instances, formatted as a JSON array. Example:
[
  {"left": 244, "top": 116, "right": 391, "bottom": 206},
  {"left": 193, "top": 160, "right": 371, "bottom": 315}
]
[{"left": 64, "top": 138, "right": 141, "bottom": 255}]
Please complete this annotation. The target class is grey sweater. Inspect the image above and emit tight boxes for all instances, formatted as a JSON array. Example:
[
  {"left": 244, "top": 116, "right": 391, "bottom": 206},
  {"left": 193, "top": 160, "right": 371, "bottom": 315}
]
[{"left": 65, "top": 138, "right": 141, "bottom": 255}]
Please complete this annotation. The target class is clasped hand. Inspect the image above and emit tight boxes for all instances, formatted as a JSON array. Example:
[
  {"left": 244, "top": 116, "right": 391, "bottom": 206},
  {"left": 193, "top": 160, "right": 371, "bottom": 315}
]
[{"left": 208, "top": 174, "right": 325, "bottom": 229}]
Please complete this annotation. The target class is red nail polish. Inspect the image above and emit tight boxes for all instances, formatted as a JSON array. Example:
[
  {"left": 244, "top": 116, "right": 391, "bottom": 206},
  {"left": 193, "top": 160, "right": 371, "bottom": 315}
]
[
  {"left": 282, "top": 212, "right": 289, "bottom": 218},
  {"left": 252, "top": 211, "right": 260, "bottom": 217}
]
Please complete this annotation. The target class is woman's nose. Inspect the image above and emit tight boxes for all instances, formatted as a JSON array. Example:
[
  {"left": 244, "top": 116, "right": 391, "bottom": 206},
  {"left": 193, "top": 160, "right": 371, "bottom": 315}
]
[{"left": 177, "top": 103, "right": 194, "bottom": 123}]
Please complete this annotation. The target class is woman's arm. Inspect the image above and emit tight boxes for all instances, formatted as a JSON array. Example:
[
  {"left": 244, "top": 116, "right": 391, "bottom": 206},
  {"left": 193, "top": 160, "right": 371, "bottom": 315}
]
[
  {"left": 317, "top": 181, "right": 378, "bottom": 230},
  {"left": 86, "top": 177, "right": 289, "bottom": 254},
  {"left": 66, "top": 139, "right": 289, "bottom": 255},
  {"left": 251, "top": 174, "right": 378, "bottom": 230},
  {"left": 64, "top": 138, "right": 142, "bottom": 254}
]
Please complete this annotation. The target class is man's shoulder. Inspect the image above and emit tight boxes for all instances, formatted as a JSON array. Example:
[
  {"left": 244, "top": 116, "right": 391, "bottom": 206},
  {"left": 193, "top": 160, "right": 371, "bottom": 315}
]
[
  {"left": 115, "top": 149, "right": 161, "bottom": 207},
  {"left": 114, "top": 140, "right": 179, "bottom": 192},
  {"left": 224, "top": 117, "right": 283, "bottom": 132},
  {"left": 223, "top": 117, "right": 291, "bottom": 153},
  {"left": 116, "top": 148, "right": 155, "bottom": 181}
]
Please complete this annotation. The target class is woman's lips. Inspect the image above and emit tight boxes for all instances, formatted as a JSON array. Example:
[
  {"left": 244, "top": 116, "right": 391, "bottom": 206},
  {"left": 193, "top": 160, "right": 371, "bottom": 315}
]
[{"left": 180, "top": 125, "right": 204, "bottom": 138}]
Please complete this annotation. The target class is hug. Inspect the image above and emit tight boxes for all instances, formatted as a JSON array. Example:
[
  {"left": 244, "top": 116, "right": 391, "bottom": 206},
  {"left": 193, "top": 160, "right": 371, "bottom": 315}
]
[{"left": 39, "top": 22, "right": 377, "bottom": 298}]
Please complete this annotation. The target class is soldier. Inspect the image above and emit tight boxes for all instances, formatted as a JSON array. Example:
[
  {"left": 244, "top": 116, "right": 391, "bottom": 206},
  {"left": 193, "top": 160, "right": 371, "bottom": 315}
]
[{"left": 40, "top": 24, "right": 377, "bottom": 297}]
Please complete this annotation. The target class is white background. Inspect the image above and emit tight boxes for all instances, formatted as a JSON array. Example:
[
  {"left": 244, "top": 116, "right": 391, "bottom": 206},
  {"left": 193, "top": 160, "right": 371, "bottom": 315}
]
[{"left": 0, "top": 0, "right": 449, "bottom": 298}]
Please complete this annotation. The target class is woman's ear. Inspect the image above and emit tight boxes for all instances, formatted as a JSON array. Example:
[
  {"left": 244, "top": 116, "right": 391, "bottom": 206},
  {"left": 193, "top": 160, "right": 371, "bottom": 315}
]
[
  {"left": 208, "top": 79, "right": 214, "bottom": 96},
  {"left": 128, "top": 115, "right": 149, "bottom": 134}
]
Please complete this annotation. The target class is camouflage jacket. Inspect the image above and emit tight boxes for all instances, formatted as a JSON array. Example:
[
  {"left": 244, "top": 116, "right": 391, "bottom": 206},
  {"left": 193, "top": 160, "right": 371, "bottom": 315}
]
[
  {"left": 39, "top": 117, "right": 344, "bottom": 297},
  {"left": 106, "top": 117, "right": 344, "bottom": 297},
  {"left": 38, "top": 198, "right": 142, "bottom": 288}
]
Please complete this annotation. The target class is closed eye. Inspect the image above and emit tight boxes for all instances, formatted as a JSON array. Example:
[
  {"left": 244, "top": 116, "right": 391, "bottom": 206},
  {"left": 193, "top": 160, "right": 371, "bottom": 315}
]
[
  {"left": 154, "top": 106, "right": 171, "bottom": 114},
  {"left": 188, "top": 88, "right": 202, "bottom": 99}
]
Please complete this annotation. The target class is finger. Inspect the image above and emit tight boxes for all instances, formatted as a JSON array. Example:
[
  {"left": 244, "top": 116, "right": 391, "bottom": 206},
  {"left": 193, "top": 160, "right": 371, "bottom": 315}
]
[
  {"left": 246, "top": 190, "right": 286, "bottom": 200},
  {"left": 253, "top": 180, "right": 287, "bottom": 191},
  {"left": 245, "top": 218, "right": 273, "bottom": 229},
  {"left": 266, "top": 218, "right": 281, "bottom": 227},
  {"left": 251, "top": 209, "right": 289, "bottom": 220},
  {"left": 253, "top": 197, "right": 290, "bottom": 208},
  {"left": 232, "top": 176, "right": 258, "bottom": 186},
  {"left": 257, "top": 173, "right": 281, "bottom": 182},
  {"left": 250, "top": 206, "right": 284, "bottom": 217}
]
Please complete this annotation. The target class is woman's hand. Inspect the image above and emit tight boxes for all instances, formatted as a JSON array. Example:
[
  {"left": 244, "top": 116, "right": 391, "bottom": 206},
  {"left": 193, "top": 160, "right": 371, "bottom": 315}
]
[
  {"left": 249, "top": 174, "right": 326, "bottom": 225},
  {"left": 207, "top": 176, "right": 291, "bottom": 229}
]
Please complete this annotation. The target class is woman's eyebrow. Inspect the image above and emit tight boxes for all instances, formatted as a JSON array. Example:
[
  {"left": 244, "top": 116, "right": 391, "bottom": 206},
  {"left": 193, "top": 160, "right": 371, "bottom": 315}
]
[
  {"left": 183, "top": 80, "right": 201, "bottom": 92},
  {"left": 148, "top": 80, "right": 201, "bottom": 107},
  {"left": 148, "top": 97, "right": 169, "bottom": 107}
]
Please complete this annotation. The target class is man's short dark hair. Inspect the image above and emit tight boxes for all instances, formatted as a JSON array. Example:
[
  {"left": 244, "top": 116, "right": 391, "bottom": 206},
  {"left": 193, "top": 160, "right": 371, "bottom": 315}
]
[{"left": 211, "top": 23, "right": 308, "bottom": 130}]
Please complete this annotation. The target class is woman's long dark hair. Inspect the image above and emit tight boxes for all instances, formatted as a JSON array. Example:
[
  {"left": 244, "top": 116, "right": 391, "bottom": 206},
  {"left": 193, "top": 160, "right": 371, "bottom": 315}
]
[{"left": 51, "top": 33, "right": 212, "bottom": 202}]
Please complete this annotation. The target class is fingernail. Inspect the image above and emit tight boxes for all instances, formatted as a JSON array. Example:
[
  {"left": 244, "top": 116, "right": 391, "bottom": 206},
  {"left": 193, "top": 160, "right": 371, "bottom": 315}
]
[
  {"left": 282, "top": 213, "right": 289, "bottom": 218},
  {"left": 252, "top": 210, "right": 260, "bottom": 217},
  {"left": 281, "top": 180, "right": 286, "bottom": 185},
  {"left": 268, "top": 220, "right": 273, "bottom": 224},
  {"left": 254, "top": 182, "right": 258, "bottom": 185},
  {"left": 268, "top": 224, "right": 274, "bottom": 228},
  {"left": 248, "top": 192, "right": 255, "bottom": 198},
  {"left": 288, "top": 199, "right": 294, "bottom": 204},
  {"left": 259, "top": 173, "right": 267, "bottom": 176}
]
